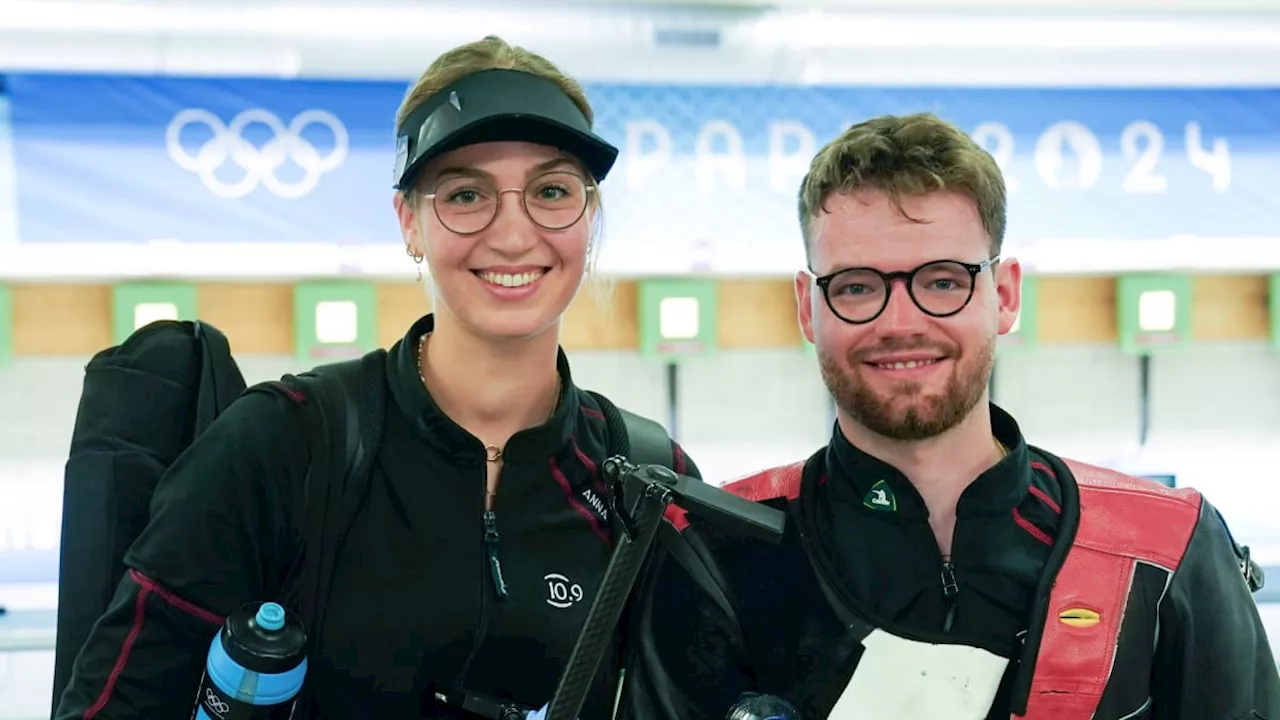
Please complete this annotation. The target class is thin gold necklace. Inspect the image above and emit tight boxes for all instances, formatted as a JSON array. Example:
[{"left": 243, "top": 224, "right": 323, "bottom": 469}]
[{"left": 416, "top": 333, "right": 561, "bottom": 463}]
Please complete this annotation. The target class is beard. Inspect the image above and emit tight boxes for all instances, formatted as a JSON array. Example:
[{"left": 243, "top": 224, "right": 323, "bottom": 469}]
[{"left": 819, "top": 335, "right": 994, "bottom": 441}]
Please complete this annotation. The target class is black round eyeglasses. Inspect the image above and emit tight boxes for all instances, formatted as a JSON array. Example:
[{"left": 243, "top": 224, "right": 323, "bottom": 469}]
[{"left": 808, "top": 257, "right": 999, "bottom": 325}]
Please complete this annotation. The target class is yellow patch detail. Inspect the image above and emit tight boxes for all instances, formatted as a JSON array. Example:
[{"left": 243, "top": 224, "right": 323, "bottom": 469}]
[{"left": 1059, "top": 608, "right": 1102, "bottom": 628}]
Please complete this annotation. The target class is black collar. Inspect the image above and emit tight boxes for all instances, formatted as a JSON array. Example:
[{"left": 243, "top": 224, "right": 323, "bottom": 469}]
[
  {"left": 384, "top": 314, "right": 579, "bottom": 465},
  {"left": 825, "top": 404, "right": 1032, "bottom": 520}
]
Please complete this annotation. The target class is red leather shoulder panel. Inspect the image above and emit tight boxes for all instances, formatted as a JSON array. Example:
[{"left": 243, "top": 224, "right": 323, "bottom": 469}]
[
  {"left": 1063, "top": 458, "right": 1202, "bottom": 570},
  {"left": 1022, "top": 459, "right": 1204, "bottom": 718},
  {"left": 722, "top": 461, "right": 806, "bottom": 503}
]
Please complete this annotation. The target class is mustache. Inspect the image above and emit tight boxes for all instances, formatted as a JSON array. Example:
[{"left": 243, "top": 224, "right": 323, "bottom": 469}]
[{"left": 850, "top": 339, "right": 956, "bottom": 363}]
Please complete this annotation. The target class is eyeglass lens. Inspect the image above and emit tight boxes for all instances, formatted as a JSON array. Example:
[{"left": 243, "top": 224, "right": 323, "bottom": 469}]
[
  {"left": 431, "top": 171, "right": 588, "bottom": 234},
  {"left": 824, "top": 261, "right": 978, "bottom": 323}
]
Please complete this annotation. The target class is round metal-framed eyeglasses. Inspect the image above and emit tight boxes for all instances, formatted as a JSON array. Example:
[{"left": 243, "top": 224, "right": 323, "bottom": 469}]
[
  {"left": 420, "top": 170, "right": 594, "bottom": 235},
  {"left": 809, "top": 257, "right": 999, "bottom": 325}
]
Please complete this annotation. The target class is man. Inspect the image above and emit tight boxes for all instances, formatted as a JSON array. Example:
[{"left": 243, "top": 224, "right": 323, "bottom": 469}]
[{"left": 620, "top": 113, "right": 1279, "bottom": 720}]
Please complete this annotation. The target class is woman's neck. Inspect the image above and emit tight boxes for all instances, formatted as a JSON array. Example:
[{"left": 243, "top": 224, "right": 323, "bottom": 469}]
[{"left": 419, "top": 313, "right": 562, "bottom": 447}]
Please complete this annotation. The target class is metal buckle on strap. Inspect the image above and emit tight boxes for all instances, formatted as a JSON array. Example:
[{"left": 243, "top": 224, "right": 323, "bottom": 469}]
[{"left": 1239, "top": 545, "right": 1265, "bottom": 593}]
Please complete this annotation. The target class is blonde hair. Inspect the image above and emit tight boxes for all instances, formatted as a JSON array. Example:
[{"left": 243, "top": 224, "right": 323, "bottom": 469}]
[
  {"left": 798, "top": 112, "right": 1006, "bottom": 259},
  {"left": 399, "top": 36, "right": 610, "bottom": 296}
]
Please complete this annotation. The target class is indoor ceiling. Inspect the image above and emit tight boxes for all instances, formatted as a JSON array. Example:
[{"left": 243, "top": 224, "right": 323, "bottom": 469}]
[{"left": 1, "top": 0, "right": 1278, "bottom": 83}]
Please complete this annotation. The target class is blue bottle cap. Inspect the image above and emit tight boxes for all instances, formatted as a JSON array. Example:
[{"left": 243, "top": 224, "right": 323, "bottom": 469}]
[{"left": 255, "top": 602, "right": 286, "bottom": 632}]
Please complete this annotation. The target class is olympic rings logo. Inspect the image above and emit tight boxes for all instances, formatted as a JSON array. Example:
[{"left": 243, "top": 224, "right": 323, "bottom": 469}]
[
  {"left": 165, "top": 108, "right": 349, "bottom": 200},
  {"left": 203, "top": 686, "right": 231, "bottom": 715}
]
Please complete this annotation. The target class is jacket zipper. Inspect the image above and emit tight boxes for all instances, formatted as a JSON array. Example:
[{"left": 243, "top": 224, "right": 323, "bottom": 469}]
[
  {"left": 483, "top": 509, "right": 510, "bottom": 599},
  {"left": 454, "top": 469, "right": 511, "bottom": 691},
  {"left": 940, "top": 560, "right": 959, "bottom": 632},
  {"left": 929, "top": 515, "right": 960, "bottom": 633}
]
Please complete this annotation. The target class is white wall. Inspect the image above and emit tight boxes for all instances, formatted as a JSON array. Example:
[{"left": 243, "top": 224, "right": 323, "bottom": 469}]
[{"left": 2, "top": 342, "right": 1277, "bottom": 569}]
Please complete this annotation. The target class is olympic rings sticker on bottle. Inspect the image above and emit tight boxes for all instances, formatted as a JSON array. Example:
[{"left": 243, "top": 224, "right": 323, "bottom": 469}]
[{"left": 164, "top": 108, "right": 349, "bottom": 200}]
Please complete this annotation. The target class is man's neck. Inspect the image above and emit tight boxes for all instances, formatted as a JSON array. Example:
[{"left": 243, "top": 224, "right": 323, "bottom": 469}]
[
  {"left": 837, "top": 400, "right": 1002, "bottom": 521},
  {"left": 420, "top": 311, "right": 562, "bottom": 446}
]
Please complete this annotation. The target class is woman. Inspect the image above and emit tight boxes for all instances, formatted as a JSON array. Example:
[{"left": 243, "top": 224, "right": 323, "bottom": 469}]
[{"left": 54, "top": 35, "right": 700, "bottom": 719}]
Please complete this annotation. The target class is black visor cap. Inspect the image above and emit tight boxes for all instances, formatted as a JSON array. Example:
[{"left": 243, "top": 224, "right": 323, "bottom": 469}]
[{"left": 393, "top": 68, "right": 619, "bottom": 191}]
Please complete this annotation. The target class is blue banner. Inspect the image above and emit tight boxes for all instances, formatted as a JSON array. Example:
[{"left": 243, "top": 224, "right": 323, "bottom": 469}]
[
  {"left": 6, "top": 74, "right": 404, "bottom": 247},
  {"left": 5, "top": 73, "right": 1280, "bottom": 275}
]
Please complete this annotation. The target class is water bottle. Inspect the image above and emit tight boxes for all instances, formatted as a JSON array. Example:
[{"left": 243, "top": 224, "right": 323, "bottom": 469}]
[
  {"left": 193, "top": 601, "right": 308, "bottom": 720},
  {"left": 725, "top": 693, "right": 799, "bottom": 720}
]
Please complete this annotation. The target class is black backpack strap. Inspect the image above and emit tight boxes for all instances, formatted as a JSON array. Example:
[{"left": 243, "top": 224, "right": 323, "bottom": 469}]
[
  {"left": 252, "top": 349, "right": 386, "bottom": 718},
  {"left": 254, "top": 350, "right": 386, "bottom": 642},
  {"left": 618, "top": 408, "right": 677, "bottom": 470},
  {"left": 586, "top": 390, "right": 676, "bottom": 470},
  {"left": 298, "top": 351, "right": 385, "bottom": 624}
]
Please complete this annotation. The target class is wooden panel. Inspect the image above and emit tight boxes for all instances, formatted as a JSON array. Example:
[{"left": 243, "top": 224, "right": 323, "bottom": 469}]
[
  {"left": 1037, "top": 276, "right": 1117, "bottom": 343},
  {"left": 1190, "top": 275, "right": 1269, "bottom": 341},
  {"left": 8, "top": 275, "right": 1268, "bottom": 356},
  {"left": 12, "top": 284, "right": 111, "bottom": 355},
  {"left": 377, "top": 282, "right": 430, "bottom": 349},
  {"left": 370, "top": 281, "right": 637, "bottom": 351},
  {"left": 197, "top": 283, "right": 293, "bottom": 354},
  {"left": 719, "top": 279, "right": 802, "bottom": 348},
  {"left": 561, "top": 279, "right": 639, "bottom": 350}
]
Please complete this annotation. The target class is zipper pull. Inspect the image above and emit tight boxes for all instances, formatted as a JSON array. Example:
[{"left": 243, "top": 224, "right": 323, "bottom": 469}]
[
  {"left": 940, "top": 561, "right": 959, "bottom": 632},
  {"left": 483, "top": 510, "right": 510, "bottom": 600}
]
